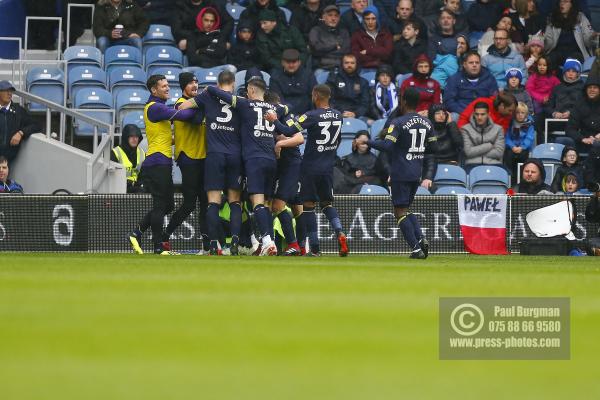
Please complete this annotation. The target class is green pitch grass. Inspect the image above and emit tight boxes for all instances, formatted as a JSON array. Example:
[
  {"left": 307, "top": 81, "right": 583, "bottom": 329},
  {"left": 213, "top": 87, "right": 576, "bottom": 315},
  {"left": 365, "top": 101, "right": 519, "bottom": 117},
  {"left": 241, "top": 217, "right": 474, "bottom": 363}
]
[{"left": 1, "top": 254, "right": 599, "bottom": 400}]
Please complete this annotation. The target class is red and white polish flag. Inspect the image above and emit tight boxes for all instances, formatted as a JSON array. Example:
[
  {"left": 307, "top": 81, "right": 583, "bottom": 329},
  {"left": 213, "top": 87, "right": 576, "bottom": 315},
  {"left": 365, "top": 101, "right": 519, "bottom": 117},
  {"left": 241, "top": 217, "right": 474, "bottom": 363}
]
[{"left": 457, "top": 195, "right": 509, "bottom": 255}]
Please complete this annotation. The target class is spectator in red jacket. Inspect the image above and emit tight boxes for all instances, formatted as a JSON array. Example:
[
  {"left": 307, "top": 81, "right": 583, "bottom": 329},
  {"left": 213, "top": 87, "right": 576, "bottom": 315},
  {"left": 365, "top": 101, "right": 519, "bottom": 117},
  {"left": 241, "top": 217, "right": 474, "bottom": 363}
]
[
  {"left": 351, "top": 6, "right": 393, "bottom": 69},
  {"left": 400, "top": 54, "right": 441, "bottom": 114},
  {"left": 457, "top": 92, "right": 517, "bottom": 132}
]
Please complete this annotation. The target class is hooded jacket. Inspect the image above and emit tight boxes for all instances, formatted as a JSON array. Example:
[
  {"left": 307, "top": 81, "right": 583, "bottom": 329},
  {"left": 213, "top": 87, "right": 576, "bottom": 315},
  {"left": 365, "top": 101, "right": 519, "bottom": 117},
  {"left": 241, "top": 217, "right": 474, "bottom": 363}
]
[
  {"left": 350, "top": 6, "right": 394, "bottom": 69},
  {"left": 171, "top": 0, "right": 233, "bottom": 43},
  {"left": 228, "top": 21, "right": 259, "bottom": 71},
  {"left": 309, "top": 20, "right": 352, "bottom": 70},
  {"left": 187, "top": 7, "right": 228, "bottom": 67},
  {"left": 551, "top": 146, "right": 584, "bottom": 192},
  {"left": 444, "top": 68, "right": 498, "bottom": 114},
  {"left": 566, "top": 75, "right": 600, "bottom": 145},
  {"left": 461, "top": 113, "right": 505, "bottom": 166},
  {"left": 326, "top": 62, "right": 371, "bottom": 117},
  {"left": 92, "top": 0, "right": 149, "bottom": 39},
  {"left": 427, "top": 104, "right": 463, "bottom": 164},
  {"left": 256, "top": 22, "right": 306, "bottom": 71},
  {"left": 481, "top": 45, "right": 528, "bottom": 89},
  {"left": 513, "top": 158, "right": 553, "bottom": 194},
  {"left": 400, "top": 54, "right": 442, "bottom": 112}
]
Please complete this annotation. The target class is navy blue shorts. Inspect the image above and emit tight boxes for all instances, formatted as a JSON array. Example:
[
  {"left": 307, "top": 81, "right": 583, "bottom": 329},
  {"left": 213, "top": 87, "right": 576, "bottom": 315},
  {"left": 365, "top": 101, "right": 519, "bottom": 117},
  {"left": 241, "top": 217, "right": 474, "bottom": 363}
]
[
  {"left": 245, "top": 157, "right": 277, "bottom": 196},
  {"left": 274, "top": 158, "right": 301, "bottom": 203},
  {"left": 390, "top": 181, "right": 419, "bottom": 207},
  {"left": 204, "top": 152, "right": 243, "bottom": 191},
  {"left": 300, "top": 173, "right": 334, "bottom": 203}
]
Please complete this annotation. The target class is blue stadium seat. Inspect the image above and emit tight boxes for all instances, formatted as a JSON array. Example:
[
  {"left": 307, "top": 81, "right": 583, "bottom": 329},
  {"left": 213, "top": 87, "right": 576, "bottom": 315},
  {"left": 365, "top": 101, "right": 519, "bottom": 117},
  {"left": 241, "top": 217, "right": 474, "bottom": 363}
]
[
  {"left": 341, "top": 117, "right": 368, "bottom": 136},
  {"left": 435, "top": 186, "right": 471, "bottom": 195},
  {"left": 280, "top": 7, "right": 292, "bottom": 23},
  {"left": 360, "top": 70, "right": 377, "bottom": 87},
  {"left": 226, "top": 3, "right": 245, "bottom": 21},
  {"left": 115, "top": 88, "right": 150, "bottom": 122},
  {"left": 531, "top": 143, "right": 564, "bottom": 163},
  {"left": 143, "top": 24, "right": 175, "bottom": 46},
  {"left": 104, "top": 45, "right": 143, "bottom": 75},
  {"left": 337, "top": 138, "right": 354, "bottom": 157},
  {"left": 64, "top": 45, "right": 102, "bottom": 74},
  {"left": 469, "top": 165, "right": 510, "bottom": 194},
  {"left": 396, "top": 73, "right": 412, "bottom": 87},
  {"left": 583, "top": 56, "right": 595, "bottom": 72},
  {"left": 73, "top": 88, "right": 113, "bottom": 136},
  {"left": 370, "top": 118, "right": 387, "bottom": 138},
  {"left": 167, "top": 89, "right": 182, "bottom": 106},
  {"left": 416, "top": 186, "right": 431, "bottom": 195},
  {"left": 144, "top": 46, "right": 183, "bottom": 71},
  {"left": 196, "top": 66, "right": 228, "bottom": 86},
  {"left": 122, "top": 110, "right": 145, "bottom": 131},
  {"left": 359, "top": 184, "right": 389, "bottom": 195},
  {"left": 434, "top": 164, "right": 468, "bottom": 188},
  {"left": 108, "top": 66, "right": 147, "bottom": 101},
  {"left": 147, "top": 66, "right": 181, "bottom": 85},
  {"left": 68, "top": 65, "right": 106, "bottom": 99},
  {"left": 234, "top": 69, "right": 271, "bottom": 91},
  {"left": 26, "top": 67, "right": 65, "bottom": 111},
  {"left": 314, "top": 69, "right": 329, "bottom": 84}
]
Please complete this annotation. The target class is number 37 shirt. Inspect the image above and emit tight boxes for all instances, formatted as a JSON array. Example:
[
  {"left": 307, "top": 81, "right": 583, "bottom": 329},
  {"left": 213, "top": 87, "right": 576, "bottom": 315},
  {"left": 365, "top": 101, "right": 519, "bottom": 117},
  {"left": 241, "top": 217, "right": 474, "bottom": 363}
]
[
  {"left": 368, "top": 112, "right": 434, "bottom": 182},
  {"left": 298, "top": 108, "right": 343, "bottom": 175}
]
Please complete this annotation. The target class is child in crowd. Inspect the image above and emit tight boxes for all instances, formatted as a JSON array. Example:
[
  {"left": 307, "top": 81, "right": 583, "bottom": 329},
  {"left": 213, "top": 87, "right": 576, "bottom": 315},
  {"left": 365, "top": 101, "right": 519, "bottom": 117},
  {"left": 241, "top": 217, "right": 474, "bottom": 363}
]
[
  {"left": 551, "top": 146, "right": 583, "bottom": 193},
  {"left": 401, "top": 54, "right": 442, "bottom": 114},
  {"left": 525, "top": 56, "right": 561, "bottom": 115},
  {"left": 228, "top": 21, "right": 259, "bottom": 71},
  {"left": 504, "top": 68, "right": 534, "bottom": 115},
  {"left": 371, "top": 64, "right": 399, "bottom": 119},
  {"left": 560, "top": 172, "right": 581, "bottom": 195},
  {"left": 392, "top": 20, "right": 427, "bottom": 76},
  {"left": 504, "top": 102, "right": 536, "bottom": 183},
  {"left": 524, "top": 35, "right": 544, "bottom": 72}
]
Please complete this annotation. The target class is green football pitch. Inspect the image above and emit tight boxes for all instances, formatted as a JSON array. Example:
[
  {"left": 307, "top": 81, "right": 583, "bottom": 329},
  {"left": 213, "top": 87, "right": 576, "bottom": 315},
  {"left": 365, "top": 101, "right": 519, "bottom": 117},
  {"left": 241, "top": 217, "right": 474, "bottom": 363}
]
[{"left": 1, "top": 254, "right": 599, "bottom": 400}]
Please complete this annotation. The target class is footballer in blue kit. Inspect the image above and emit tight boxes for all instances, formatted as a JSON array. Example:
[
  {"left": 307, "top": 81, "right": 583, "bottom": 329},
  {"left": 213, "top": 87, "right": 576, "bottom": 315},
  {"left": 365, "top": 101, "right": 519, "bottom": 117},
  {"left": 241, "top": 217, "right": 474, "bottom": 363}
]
[
  {"left": 267, "top": 84, "right": 349, "bottom": 257},
  {"left": 203, "top": 77, "right": 280, "bottom": 256},
  {"left": 358, "top": 88, "right": 436, "bottom": 259},
  {"left": 180, "top": 70, "right": 244, "bottom": 256}
]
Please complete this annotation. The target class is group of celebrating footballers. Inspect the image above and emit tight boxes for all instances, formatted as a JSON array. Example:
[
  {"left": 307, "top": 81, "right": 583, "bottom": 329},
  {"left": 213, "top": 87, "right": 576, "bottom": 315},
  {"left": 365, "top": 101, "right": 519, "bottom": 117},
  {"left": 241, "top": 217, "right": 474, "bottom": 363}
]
[{"left": 127, "top": 70, "right": 432, "bottom": 259}]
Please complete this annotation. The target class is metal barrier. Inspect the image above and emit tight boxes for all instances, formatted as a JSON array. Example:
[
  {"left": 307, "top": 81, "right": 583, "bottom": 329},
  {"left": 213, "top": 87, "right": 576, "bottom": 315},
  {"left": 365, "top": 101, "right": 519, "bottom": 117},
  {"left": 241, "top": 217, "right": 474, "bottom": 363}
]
[
  {"left": 66, "top": 3, "right": 95, "bottom": 48},
  {"left": 544, "top": 118, "right": 568, "bottom": 144},
  {"left": 13, "top": 89, "right": 115, "bottom": 193},
  {"left": 24, "top": 16, "right": 62, "bottom": 59}
]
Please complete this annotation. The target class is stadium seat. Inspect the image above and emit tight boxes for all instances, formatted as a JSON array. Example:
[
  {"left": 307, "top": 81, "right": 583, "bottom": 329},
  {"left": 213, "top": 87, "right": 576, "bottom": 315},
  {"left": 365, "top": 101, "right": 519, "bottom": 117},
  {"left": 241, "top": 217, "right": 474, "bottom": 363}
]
[
  {"left": 370, "top": 118, "right": 387, "bottom": 138},
  {"left": 144, "top": 46, "right": 183, "bottom": 72},
  {"left": 147, "top": 66, "right": 181, "bottom": 85},
  {"left": 360, "top": 70, "right": 377, "bottom": 87},
  {"left": 396, "top": 73, "right": 412, "bottom": 87},
  {"left": 359, "top": 184, "right": 389, "bottom": 195},
  {"left": 435, "top": 186, "right": 471, "bottom": 195},
  {"left": 104, "top": 45, "right": 143, "bottom": 75},
  {"left": 115, "top": 88, "right": 150, "bottom": 122},
  {"left": 122, "top": 110, "right": 145, "bottom": 131},
  {"left": 143, "top": 24, "right": 175, "bottom": 46},
  {"left": 314, "top": 69, "right": 329, "bottom": 84},
  {"left": 234, "top": 69, "right": 271, "bottom": 91},
  {"left": 68, "top": 65, "right": 106, "bottom": 100},
  {"left": 64, "top": 45, "right": 102, "bottom": 74},
  {"left": 531, "top": 143, "right": 564, "bottom": 164},
  {"left": 469, "top": 165, "right": 510, "bottom": 194},
  {"left": 226, "top": 3, "right": 245, "bottom": 21},
  {"left": 196, "top": 66, "right": 229, "bottom": 86},
  {"left": 337, "top": 138, "right": 354, "bottom": 157},
  {"left": 26, "top": 67, "right": 65, "bottom": 111},
  {"left": 73, "top": 88, "right": 113, "bottom": 136},
  {"left": 108, "top": 66, "right": 147, "bottom": 102},
  {"left": 434, "top": 164, "right": 468, "bottom": 188},
  {"left": 341, "top": 117, "right": 368, "bottom": 137},
  {"left": 416, "top": 186, "right": 431, "bottom": 195},
  {"left": 280, "top": 7, "right": 292, "bottom": 23}
]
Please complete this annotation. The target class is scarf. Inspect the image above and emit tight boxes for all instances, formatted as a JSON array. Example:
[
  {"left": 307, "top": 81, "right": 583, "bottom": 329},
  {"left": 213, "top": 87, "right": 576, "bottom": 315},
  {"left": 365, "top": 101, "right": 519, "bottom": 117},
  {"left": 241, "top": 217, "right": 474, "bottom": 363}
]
[{"left": 375, "top": 82, "right": 399, "bottom": 118}]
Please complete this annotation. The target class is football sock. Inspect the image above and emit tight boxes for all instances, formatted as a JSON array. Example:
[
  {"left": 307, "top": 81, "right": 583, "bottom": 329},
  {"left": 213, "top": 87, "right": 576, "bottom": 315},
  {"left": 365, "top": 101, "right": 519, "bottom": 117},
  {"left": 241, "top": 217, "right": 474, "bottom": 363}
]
[
  {"left": 323, "top": 205, "right": 342, "bottom": 235},
  {"left": 304, "top": 207, "right": 320, "bottom": 253},
  {"left": 254, "top": 204, "right": 272, "bottom": 241},
  {"left": 295, "top": 212, "right": 306, "bottom": 248},
  {"left": 229, "top": 202, "right": 242, "bottom": 239},
  {"left": 276, "top": 209, "right": 297, "bottom": 245},
  {"left": 408, "top": 213, "right": 423, "bottom": 240},
  {"left": 206, "top": 202, "right": 221, "bottom": 242},
  {"left": 398, "top": 215, "right": 419, "bottom": 250}
]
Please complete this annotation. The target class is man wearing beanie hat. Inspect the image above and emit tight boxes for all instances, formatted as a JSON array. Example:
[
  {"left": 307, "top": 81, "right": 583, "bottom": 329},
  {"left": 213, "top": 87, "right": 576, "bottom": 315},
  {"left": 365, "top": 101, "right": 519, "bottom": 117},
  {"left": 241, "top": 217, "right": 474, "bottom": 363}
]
[
  {"left": 270, "top": 48, "right": 317, "bottom": 114},
  {"left": 544, "top": 58, "right": 584, "bottom": 123},
  {"left": 239, "top": 0, "right": 287, "bottom": 33},
  {"left": 256, "top": 8, "right": 307, "bottom": 71},
  {"left": 162, "top": 72, "right": 209, "bottom": 251},
  {"left": 504, "top": 67, "right": 534, "bottom": 113}
]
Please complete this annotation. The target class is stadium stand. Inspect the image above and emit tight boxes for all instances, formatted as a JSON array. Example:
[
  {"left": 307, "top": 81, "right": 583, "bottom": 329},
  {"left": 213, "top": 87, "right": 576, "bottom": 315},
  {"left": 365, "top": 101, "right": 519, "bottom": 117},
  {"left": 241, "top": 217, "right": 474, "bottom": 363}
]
[{"left": 358, "top": 184, "right": 389, "bottom": 195}]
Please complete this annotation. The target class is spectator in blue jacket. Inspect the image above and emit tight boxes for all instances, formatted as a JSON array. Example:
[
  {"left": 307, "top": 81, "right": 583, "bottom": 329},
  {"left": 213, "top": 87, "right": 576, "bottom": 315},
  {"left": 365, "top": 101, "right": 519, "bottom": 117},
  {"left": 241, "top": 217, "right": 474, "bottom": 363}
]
[
  {"left": 504, "top": 102, "right": 536, "bottom": 183},
  {"left": 269, "top": 49, "right": 318, "bottom": 115},
  {"left": 326, "top": 53, "right": 371, "bottom": 119},
  {"left": 444, "top": 51, "right": 498, "bottom": 115},
  {"left": 481, "top": 28, "right": 528, "bottom": 89}
]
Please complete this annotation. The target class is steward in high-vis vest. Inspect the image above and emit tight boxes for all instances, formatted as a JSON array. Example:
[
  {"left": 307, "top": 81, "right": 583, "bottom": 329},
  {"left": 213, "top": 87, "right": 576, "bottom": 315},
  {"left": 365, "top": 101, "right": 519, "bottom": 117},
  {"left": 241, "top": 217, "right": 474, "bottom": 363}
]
[
  {"left": 111, "top": 124, "right": 146, "bottom": 193},
  {"left": 127, "top": 74, "right": 201, "bottom": 256}
]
